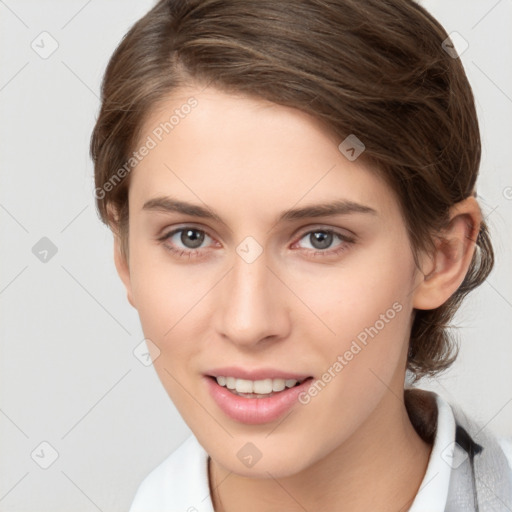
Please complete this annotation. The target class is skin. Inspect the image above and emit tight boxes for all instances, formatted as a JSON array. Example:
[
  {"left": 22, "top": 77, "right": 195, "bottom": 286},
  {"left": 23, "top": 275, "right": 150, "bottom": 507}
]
[{"left": 113, "top": 85, "right": 481, "bottom": 511}]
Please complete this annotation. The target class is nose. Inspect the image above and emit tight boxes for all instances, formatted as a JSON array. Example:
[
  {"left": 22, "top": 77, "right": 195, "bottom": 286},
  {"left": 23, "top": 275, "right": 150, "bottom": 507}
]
[{"left": 215, "top": 251, "right": 291, "bottom": 349}]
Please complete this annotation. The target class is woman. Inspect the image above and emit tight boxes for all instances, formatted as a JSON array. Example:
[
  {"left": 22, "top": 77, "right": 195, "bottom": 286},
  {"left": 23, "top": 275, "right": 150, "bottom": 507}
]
[{"left": 90, "top": 0, "right": 512, "bottom": 510}]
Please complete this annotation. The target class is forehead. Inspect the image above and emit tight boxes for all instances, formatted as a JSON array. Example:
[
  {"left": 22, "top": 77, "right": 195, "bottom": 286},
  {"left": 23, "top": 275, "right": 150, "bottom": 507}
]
[{"left": 129, "top": 86, "right": 400, "bottom": 224}]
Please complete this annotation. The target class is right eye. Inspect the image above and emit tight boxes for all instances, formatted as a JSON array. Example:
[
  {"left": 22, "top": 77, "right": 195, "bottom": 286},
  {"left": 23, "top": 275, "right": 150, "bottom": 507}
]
[{"left": 158, "top": 227, "right": 217, "bottom": 259}]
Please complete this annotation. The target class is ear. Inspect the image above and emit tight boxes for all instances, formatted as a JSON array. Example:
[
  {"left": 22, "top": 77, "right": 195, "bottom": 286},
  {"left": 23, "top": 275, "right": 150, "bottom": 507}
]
[
  {"left": 113, "top": 234, "right": 136, "bottom": 309},
  {"left": 412, "top": 196, "right": 481, "bottom": 310}
]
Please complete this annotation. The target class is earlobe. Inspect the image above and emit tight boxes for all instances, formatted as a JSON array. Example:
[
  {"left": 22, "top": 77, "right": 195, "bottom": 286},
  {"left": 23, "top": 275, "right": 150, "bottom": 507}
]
[
  {"left": 113, "top": 235, "right": 136, "bottom": 309},
  {"left": 412, "top": 197, "right": 481, "bottom": 310}
]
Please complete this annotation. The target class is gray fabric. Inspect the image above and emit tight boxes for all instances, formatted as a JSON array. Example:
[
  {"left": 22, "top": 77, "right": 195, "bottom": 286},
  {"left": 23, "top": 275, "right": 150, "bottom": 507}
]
[{"left": 446, "top": 401, "right": 512, "bottom": 511}]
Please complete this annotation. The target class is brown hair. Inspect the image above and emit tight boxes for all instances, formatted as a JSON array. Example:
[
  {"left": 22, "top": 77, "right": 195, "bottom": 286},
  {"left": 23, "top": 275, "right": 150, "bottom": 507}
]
[{"left": 90, "top": 0, "right": 494, "bottom": 381}]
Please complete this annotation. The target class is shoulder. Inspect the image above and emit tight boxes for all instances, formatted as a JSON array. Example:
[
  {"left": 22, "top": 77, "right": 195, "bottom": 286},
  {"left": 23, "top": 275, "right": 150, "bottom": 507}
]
[
  {"left": 408, "top": 388, "right": 512, "bottom": 510},
  {"left": 423, "top": 389, "right": 512, "bottom": 471},
  {"left": 495, "top": 434, "right": 512, "bottom": 470},
  {"left": 447, "top": 395, "right": 512, "bottom": 469},
  {"left": 407, "top": 387, "right": 512, "bottom": 511},
  {"left": 129, "top": 434, "right": 214, "bottom": 512},
  {"left": 406, "top": 387, "right": 512, "bottom": 469}
]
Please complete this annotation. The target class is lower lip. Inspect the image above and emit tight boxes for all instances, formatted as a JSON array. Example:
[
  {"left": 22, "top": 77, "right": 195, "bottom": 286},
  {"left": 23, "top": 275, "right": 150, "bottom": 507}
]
[{"left": 204, "top": 376, "right": 314, "bottom": 425}]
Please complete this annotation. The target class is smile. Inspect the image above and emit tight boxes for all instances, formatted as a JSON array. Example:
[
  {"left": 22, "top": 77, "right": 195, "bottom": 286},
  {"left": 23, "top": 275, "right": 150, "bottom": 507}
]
[{"left": 205, "top": 375, "right": 314, "bottom": 424}]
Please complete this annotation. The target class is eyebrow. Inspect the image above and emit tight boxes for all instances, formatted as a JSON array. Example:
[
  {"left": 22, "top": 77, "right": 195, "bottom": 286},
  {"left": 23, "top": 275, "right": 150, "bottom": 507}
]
[{"left": 142, "top": 196, "right": 377, "bottom": 224}]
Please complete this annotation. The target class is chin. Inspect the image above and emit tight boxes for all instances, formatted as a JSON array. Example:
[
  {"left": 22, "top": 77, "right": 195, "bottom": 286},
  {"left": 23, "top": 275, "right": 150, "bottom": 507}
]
[{"left": 204, "top": 434, "right": 324, "bottom": 479}]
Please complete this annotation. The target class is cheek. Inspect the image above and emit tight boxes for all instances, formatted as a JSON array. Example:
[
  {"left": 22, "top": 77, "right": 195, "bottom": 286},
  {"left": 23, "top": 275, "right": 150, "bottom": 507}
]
[
  {"left": 290, "top": 240, "right": 415, "bottom": 401},
  {"left": 128, "top": 252, "right": 210, "bottom": 409},
  {"left": 127, "top": 242, "right": 232, "bottom": 382},
  {"left": 286, "top": 260, "right": 414, "bottom": 448},
  {"left": 292, "top": 239, "right": 414, "bottom": 341},
  {"left": 128, "top": 243, "right": 202, "bottom": 347}
]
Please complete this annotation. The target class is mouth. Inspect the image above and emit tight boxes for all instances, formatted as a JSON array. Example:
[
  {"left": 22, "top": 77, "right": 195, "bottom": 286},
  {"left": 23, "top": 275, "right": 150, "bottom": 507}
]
[{"left": 204, "top": 374, "right": 315, "bottom": 424}]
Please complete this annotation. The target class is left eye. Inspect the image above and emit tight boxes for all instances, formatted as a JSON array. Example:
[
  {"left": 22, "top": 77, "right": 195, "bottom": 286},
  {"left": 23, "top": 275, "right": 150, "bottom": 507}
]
[{"left": 296, "top": 229, "right": 346, "bottom": 251}]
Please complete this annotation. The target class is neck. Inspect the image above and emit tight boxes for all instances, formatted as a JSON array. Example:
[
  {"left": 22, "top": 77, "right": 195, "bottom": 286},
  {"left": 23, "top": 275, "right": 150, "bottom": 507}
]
[{"left": 209, "top": 390, "right": 432, "bottom": 512}]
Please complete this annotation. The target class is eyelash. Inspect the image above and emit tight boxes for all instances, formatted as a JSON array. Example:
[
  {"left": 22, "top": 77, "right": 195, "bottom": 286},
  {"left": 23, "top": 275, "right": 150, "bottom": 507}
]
[{"left": 157, "top": 226, "right": 355, "bottom": 260}]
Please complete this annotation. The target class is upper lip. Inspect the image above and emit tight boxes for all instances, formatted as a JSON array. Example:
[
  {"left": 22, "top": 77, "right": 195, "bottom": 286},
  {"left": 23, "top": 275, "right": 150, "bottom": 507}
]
[{"left": 206, "top": 366, "right": 312, "bottom": 381}]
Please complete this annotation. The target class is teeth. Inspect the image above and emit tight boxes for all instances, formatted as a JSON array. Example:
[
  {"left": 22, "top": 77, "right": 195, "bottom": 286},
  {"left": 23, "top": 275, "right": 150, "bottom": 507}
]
[
  {"left": 237, "top": 378, "right": 255, "bottom": 393},
  {"left": 272, "top": 379, "right": 286, "bottom": 392},
  {"left": 214, "top": 376, "right": 302, "bottom": 393},
  {"left": 252, "top": 379, "right": 273, "bottom": 394}
]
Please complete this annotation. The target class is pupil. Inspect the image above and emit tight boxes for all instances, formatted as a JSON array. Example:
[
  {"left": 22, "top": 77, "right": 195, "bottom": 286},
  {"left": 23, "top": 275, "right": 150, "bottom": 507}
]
[
  {"left": 182, "top": 229, "right": 204, "bottom": 249},
  {"left": 311, "top": 231, "right": 332, "bottom": 250}
]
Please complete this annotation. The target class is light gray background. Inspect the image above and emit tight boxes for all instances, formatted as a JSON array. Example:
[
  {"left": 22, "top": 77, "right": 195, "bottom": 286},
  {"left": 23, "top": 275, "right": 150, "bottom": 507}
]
[{"left": 1, "top": 1, "right": 511, "bottom": 511}]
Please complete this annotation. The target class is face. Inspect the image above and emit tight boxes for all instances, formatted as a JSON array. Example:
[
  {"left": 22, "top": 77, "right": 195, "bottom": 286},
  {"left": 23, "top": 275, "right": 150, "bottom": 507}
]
[{"left": 117, "top": 85, "right": 424, "bottom": 478}]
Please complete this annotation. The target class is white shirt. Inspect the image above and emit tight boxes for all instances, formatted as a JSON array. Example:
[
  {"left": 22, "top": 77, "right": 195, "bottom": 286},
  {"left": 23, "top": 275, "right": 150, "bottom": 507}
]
[{"left": 129, "top": 394, "right": 512, "bottom": 512}]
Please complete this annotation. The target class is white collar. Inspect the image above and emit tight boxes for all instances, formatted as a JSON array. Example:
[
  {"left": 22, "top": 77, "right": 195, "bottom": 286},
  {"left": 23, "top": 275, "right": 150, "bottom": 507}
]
[
  {"left": 407, "top": 393, "right": 455, "bottom": 511},
  {"left": 129, "top": 434, "right": 214, "bottom": 512}
]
